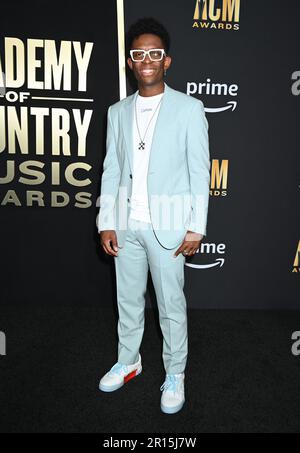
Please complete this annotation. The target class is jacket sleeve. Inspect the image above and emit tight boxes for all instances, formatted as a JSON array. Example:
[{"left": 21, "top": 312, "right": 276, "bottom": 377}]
[
  {"left": 185, "top": 100, "right": 211, "bottom": 236},
  {"left": 97, "top": 106, "right": 121, "bottom": 232}
]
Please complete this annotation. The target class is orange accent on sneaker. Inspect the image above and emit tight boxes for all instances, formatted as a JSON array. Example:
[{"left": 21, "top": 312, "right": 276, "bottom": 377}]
[{"left": 124, "top": 369, "right": 138, "bottom": 383}]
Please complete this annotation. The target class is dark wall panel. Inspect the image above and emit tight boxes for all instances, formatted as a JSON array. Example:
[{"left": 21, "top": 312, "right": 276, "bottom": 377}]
[{"left": 124, "top": 0, "right": 300, "bottom": 308}]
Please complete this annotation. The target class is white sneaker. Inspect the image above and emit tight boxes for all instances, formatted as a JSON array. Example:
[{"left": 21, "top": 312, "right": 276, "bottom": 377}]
[
  {"left": 160, "top": 373, "right": 185, "bottom": 414},
  {"left": 99, "top": 354, "right": 142, "bottom": 392}
]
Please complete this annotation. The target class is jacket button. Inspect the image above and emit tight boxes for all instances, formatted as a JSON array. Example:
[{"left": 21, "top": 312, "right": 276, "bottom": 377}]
[
  {"left": 127, "top": 198, "right": 130, "bottom": 203},
  {"left": 130, "top": 174, "right": 132, "bottom": 179}
]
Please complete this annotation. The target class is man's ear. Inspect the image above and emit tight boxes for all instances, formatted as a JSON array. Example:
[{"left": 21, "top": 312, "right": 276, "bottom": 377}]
[
  {"left": 164, "top": 55, "right": 172, "bottom": 71},
  {"left": 127, "top": 57, "right": 133, "bottom": 70}
]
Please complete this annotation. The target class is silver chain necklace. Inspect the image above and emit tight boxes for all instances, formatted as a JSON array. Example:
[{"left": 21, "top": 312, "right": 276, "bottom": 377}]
[{"left": 135, "top": 95, "right": 163, "bottom": 150}]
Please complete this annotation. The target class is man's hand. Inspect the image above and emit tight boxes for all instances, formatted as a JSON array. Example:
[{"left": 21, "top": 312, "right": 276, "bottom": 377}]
[
  {"left": 100, "top": 230, "right": 119, "bottom": 257},
  {"left": 174, "top": 231, "right": 203, "bottom": 257}
]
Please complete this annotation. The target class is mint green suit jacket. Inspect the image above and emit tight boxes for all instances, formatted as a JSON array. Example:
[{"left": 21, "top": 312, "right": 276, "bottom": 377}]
[{"left": 97, "top": 82, "right": 211, "bottom": 249}]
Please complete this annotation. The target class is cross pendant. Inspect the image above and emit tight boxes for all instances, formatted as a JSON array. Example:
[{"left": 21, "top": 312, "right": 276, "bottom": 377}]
[{"left": 138, "top": 141, "right": 145, "bottom": 150}]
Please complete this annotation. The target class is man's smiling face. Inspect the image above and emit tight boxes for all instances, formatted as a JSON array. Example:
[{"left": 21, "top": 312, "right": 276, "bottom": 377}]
[{"left": 127, "top": 33, "right": 171, "bottom": 88}]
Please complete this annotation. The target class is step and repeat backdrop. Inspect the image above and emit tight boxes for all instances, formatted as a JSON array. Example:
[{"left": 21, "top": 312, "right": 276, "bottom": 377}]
[
  {"left": 0, "top": 1, "right": 120, "bottom": 307},
  {"left": 124, "top": 0, "right": 299, "bottom": 308},
  {"left": 0, "top": 0, "right": 299, "bottom": 309}
]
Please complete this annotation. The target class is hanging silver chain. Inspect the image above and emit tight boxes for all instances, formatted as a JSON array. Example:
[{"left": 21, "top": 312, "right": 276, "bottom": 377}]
[{"left": 135, "top": 95, "right": 163, "bottom": 150}]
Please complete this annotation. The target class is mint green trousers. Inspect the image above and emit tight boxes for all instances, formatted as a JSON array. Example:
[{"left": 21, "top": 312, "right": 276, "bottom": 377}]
[{"left": 114, "top": 217, "right": 188, "bottom": 375}]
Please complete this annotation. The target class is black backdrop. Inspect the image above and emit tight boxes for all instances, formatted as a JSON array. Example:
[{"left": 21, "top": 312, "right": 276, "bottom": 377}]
[
  {"left": 0, "top": 0, "right": 119, "bottom": 308},
  {"left": 0, "top": 0, "right": 299, "bottom": 311},
  {"left": 124, "top": 0, "right": 300, "bottom": 309}
]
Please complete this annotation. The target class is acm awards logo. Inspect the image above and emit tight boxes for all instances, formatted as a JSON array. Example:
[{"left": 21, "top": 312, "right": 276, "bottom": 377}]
[
  {"left": 292, "top": 240, "right": 300, "bottom": 273},
  {"left": 290, "top": 75, "right": 300, "bottom": 274},
  {"left": 211, "top": 159, "right": 228, "bottom": 197},
  {"left": 193, "top": 0, "right": 241, "bottom": 30},
  {"left": 0, "top": 37, "right": 94, "bottom": 208}
]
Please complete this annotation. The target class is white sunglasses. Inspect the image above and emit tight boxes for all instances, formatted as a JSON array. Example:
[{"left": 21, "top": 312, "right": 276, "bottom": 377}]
[{"left": 130, "top": 48, "right": 166, "bottom": 62}]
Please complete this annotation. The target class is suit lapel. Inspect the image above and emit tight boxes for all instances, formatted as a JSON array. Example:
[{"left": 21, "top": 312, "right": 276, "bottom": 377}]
[
  {"left": 121, "top": 82, "right": 174, "bottom": 173},
  {"left": 121, "top": 89, "right": 138, "bottom": 172}
]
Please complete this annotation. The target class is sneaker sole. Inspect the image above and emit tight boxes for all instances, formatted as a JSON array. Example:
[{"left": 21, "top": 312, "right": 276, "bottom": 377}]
[
  {"left": 160, "top": 399, "right": 185, "bottom": 414},
  {"left": 99, "top": 366, "right": 142, "bottom": 392}
]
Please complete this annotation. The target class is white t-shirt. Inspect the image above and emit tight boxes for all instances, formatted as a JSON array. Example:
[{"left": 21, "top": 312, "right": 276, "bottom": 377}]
[{"left": 129, "top": 92, "right": 164, "bottom": 223}]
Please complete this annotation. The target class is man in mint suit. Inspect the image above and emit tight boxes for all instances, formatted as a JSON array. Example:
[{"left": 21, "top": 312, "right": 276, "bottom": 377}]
[{"left": 98, "top": 18, "right": 210, "bottom": 414}]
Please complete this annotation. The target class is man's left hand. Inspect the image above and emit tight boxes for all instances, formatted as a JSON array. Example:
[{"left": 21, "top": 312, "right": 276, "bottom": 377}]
[{"left": 174, "top": 231, "right": 204, "bottom": 257}]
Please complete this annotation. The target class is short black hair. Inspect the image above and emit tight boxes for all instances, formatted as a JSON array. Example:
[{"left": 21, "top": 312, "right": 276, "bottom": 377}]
[{"left": 126, "top": 17, "right": 170, "bottom": 55}]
